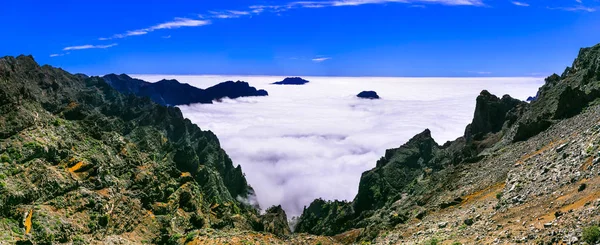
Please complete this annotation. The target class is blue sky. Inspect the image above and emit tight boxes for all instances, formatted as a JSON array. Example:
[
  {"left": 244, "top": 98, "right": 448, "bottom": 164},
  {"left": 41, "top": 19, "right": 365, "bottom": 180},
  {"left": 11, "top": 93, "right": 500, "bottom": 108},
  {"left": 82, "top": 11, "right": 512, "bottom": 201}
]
[{"left": 2, "top": 0, "right": 599, "bottom": 76}]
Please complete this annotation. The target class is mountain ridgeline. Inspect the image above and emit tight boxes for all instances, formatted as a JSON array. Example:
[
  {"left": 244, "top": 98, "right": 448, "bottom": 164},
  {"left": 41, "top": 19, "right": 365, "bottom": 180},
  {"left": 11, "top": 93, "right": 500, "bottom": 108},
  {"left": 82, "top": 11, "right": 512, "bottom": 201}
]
[
  {"left": 103, "top": 74, "right": 268, "bottom": 106},
  {"left": 0, "top": 56, "right": 296, "bottom": 244},
  {"left": 295, "top": 43, "right": 600, "bottom": 244}
]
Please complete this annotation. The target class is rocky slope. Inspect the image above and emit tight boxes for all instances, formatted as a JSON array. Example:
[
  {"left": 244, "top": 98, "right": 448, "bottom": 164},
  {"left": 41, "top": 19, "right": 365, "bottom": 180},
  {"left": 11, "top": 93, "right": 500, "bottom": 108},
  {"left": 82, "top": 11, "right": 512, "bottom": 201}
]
[
  {"left": 103, "top": 74, "right": 268, "bottom": 106},
  {"left": 0, "top": 56, "right": 325, "bottom": 244},
  {"left": 296, "top": 43, "right": 600, "bottom": 244}
]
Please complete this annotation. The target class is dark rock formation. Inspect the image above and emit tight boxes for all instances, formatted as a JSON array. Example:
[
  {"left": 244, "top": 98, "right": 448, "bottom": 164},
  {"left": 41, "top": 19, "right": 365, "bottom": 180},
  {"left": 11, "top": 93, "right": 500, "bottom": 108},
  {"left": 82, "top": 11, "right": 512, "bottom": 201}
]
[
  {"left": 258, "top": 205, "right": 292, "bottom": 237},
  {"left": 295, "top": 199, "right": 355, "bottom": 236},
  {"left": 464, "top": 91, "right": 527, "bottom": 142},
  {"left": 272, "top": 77, "right": 309, "bottom": 85},
  {"left": 103, "top": 74, "right": 268, "bottom": 106},
  {"left": 357, "top": 91, "right": 380, "bottom": 99}
]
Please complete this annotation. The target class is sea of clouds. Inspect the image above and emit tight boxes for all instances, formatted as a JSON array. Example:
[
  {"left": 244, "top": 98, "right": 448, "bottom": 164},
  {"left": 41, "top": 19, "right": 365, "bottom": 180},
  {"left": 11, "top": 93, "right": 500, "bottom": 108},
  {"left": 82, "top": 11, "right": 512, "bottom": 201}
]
[{"left": 133, "top": 75, "right": 544, "bottom": 217}]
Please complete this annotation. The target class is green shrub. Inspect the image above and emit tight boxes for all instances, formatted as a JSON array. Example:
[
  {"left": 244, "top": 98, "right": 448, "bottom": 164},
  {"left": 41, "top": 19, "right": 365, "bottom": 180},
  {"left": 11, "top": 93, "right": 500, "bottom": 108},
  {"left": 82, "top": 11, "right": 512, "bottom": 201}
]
[
  {"left": 452, "top": 242, "right": 462, "bottom": 245},
  {"left": 0, "top": 154, "right": 9, "bottom": 163},
  {"left": 583, "top": 226, "right": 600, "bottom": 244},
  {"left": 495, "top": 192, "right": 503, "bottom": 200},
  {"left": 423, "top": 238, "right": 439, "bottom": 245}
]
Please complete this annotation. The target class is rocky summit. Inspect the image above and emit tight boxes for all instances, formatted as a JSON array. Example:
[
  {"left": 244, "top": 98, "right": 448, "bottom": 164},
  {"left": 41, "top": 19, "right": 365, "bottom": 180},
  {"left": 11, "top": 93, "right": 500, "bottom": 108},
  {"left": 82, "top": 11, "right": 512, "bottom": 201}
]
[
  {"left": 103, "top": 74, "right": 268, "bottom": 106},
  {"left": 296, "top": 43, "right": 600, "bottom": 244},
  {"left": 2, "top": 42, "right": 600, "bottom": 245}
]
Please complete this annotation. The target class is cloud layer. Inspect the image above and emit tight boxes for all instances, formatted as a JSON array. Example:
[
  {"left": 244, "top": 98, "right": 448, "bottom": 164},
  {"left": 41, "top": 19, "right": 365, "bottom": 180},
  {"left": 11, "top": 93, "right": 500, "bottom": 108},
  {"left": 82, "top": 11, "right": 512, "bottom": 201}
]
[{"left": 133, "top": 75, "right": 543, "bottom": 217}]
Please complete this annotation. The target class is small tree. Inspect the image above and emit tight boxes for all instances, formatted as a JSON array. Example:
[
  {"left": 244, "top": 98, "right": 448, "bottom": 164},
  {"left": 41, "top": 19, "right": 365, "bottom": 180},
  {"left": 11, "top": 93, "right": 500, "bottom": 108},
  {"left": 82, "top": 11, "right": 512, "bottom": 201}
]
[{"left": 583, "top": 226, "right": 600, "bottom": 244}]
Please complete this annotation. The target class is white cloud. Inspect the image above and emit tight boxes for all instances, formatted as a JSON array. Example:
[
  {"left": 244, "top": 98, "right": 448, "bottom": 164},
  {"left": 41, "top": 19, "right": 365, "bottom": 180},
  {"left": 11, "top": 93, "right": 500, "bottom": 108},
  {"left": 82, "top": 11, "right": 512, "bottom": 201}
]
[
  {"left": 277, "top": 0, "right": 485, "bottom": 9},
  {"left": 63, "top": 43, "right": 117, "bottom": 51},
  {"left": 162, "top": 35, "right": 172, "bottom": 39},
  {"left": 547, "top": 4, "right": 596, "bottom": 12},
  {"left": 132, "top": 74, "right": 543, "bottom": 217},
  {"left": 151, "top": 18, "right": 210, "bottom": 29},
  {"left": 512, "top": 1, "right": 529, "bottom": 6},
  {"left": 312, "top": 57, "right": 332, "bottom": 62},
  {"left": 560, "top": 5, "right": 596, "bottom": 11},
  {"left": 468, "top": 71, "right": 492, "bottom": 75},
  {"left": 99, "top": 18, "right": 210, "bottom": 40}
]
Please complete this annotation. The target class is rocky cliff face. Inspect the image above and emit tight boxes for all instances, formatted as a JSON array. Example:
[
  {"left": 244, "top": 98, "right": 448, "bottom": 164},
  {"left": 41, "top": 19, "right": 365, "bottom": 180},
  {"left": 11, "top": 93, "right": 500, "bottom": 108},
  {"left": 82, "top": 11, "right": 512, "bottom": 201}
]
[
  {"left": 103, "top": 74, "right": 268, "bottom": 106},
  {"left": 0, "top": 56, "right": 262, "bottom": 244},
  {"left": 296, "top": 43, "right": 600, "bottom": 244}
]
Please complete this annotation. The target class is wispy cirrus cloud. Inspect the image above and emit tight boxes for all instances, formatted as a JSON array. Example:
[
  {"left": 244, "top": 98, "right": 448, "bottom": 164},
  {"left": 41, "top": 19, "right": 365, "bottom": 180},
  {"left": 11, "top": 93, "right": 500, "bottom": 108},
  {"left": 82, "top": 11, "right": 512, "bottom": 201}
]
[
  {"left": 99, "top": 18, "right": 210, "bottom": 40},
  {"left": 312, "top": 57, "right": 332, "bottom": 62},
  {"left": 550, "top": 5, "right": 596, "bottom": 12},
  {"left": 253, "top": 0, "right": 483, "bottom": 11},
  {"left": 49, "top": 53, "right": 69, "bottom": 57},
  {"left": 546, "top": 0, "right": 597, "bottom": 12},
  {"left": 210, "top": 10, "right": 252, "bottom": 19},
  {"left": 63, "top": 43, "right": 117, "bottom": 51},
  {"left": 512, "top": 1, "right": 529, "bottom": 6},
  {"left": 468, "top": 71, "right": 492, "bottom": 75}
]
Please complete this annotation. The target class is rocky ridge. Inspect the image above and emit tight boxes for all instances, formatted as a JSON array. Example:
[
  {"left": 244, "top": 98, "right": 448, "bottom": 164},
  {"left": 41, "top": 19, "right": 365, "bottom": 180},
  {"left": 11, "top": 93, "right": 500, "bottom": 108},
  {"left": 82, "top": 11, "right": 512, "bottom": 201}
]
[
  {"left": 296, "top": 43, "right": 600, "bottom": 244},
  {"left": 103, "top": 74, "right": 268, "bottom": 106}
]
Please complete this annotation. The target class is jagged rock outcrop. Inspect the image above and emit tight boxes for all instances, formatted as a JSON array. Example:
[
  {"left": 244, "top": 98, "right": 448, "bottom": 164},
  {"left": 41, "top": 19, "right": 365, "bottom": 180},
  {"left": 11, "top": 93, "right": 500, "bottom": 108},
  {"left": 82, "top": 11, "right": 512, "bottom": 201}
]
[
  {"left": 0, "top": 56, "right": 259, "bottom": 244},
  {"left": 258, "top": 205, "right": 292, "bottom": 237},
  {"left": 272, "top": 77, "right": 309, "bottom": 85},
  {"left": 464, "top": 90, "right": 526, "bottom": 142},
  {"left": 103, "top": 74, "right": 268, "bottom": 106},
  {"left": 354, "top": 129, "right": 441, "bottom": 213},
  {"left": 296, "top": 129, "right": 448, "bottom": 239},
  {"left": 356, "top": 91, "right": 380, "bottom": 99},
  {"left": 508, "top": 45, "right": 600, "bottom": 142}
]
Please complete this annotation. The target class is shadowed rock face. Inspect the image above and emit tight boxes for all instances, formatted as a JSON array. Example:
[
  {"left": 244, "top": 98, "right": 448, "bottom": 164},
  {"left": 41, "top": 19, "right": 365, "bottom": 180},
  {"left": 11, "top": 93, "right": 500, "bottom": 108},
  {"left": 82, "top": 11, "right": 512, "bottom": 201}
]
[
  {"left": 272, "top": 77, "right": 310, "bottom": 85},
  {"left": 0, "top": 55, "right": 260, "bottom": 243},
  {"left": 103, "top": 74, "right": 268, "bottom": 106},
  {"left": 464, "top": 91, "right": 526, "bottom": 142},
  {"left": 357, "top": 91, "right": 380, "bottom": 99}
]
